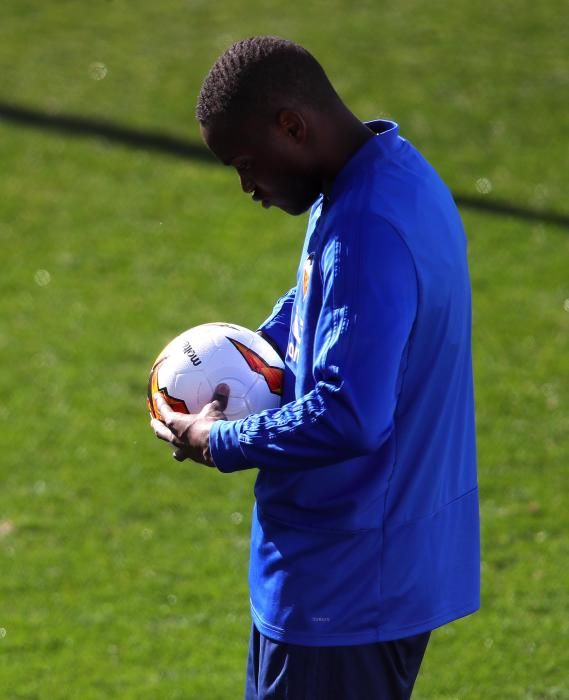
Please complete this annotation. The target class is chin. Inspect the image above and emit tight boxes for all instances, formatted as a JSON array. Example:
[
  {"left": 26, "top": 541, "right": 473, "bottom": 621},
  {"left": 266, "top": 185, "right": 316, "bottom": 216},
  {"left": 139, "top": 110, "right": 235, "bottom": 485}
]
[
  {"left": 280, "top": 196, "right": 319, "bottom": 216},
  {"left": 279, "top": 204, "right": 307, "bottom": 216}
]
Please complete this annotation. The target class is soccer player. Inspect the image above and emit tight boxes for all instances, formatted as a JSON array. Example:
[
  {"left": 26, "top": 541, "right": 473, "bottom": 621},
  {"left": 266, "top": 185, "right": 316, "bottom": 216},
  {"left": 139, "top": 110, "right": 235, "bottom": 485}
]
[{"left": 152, "top": 36, "right": 480, "bottom": 700}]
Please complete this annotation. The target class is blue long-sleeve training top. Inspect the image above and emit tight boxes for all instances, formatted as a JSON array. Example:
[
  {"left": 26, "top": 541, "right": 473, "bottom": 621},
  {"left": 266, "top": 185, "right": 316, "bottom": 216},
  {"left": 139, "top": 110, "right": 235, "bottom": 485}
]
[{"left": 209, "top": 119, "right": 480, "bottom": 645}]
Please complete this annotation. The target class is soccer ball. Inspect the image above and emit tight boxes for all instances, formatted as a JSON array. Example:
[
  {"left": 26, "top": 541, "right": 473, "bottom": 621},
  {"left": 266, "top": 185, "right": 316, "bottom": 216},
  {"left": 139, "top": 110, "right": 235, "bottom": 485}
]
[{"left": 147, "top": 322, "right": 284, "bottom": 421}]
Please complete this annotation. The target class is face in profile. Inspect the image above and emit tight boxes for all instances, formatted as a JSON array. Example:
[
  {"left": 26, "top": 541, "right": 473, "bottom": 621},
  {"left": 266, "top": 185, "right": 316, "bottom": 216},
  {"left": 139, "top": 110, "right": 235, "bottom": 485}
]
[{"left": 201, "top": 112, "right": 322, "bottom": 216}]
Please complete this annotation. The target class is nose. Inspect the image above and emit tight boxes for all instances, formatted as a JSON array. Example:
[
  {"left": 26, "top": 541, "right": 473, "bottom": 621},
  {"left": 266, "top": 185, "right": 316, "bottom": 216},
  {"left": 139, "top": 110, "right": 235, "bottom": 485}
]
[{"left": 239, "top": 172, "right": 255, "bottom": 194}]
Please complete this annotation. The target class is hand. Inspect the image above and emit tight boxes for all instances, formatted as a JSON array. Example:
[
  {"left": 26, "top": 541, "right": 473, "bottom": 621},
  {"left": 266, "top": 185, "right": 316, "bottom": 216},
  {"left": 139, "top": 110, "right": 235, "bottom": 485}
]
[{"left": 150, "top": 384, "right": 229, "bottom": 466}]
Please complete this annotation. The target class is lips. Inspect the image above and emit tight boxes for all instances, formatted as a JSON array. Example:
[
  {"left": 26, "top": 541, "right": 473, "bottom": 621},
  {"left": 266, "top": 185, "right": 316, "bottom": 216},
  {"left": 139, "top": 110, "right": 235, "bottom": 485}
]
[{"left": 252, "top": 190, "right": 271, "bottom": 208}]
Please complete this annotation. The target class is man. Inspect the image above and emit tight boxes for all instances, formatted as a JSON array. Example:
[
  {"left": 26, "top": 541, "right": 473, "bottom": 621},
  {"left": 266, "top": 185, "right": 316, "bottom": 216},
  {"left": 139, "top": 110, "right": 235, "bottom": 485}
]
[{"left": 152, "top": 36, "right": 480, "bottom": 699}]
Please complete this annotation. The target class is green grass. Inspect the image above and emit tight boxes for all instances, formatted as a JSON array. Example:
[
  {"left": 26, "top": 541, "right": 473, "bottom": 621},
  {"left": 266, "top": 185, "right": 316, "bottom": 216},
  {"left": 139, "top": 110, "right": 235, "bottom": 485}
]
[{"left": 1, "top": 1, "right": 568, "bottom": 697}]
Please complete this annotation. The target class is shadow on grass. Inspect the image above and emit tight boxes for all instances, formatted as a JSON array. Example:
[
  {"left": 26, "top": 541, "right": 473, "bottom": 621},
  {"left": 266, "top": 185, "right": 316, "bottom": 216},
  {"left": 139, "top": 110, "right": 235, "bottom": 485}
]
[
  {"left": 1, "top": 100, "right": 568, "bottom": 229},
  {"left": 0, "top": 100, "right": 215, "bottom": 163}
]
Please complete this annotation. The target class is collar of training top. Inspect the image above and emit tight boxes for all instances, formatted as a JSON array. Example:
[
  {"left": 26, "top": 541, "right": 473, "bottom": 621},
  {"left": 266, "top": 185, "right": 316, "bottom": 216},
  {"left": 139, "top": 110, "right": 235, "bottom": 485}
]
[{"left": 328, "top": 119, "right": 400, "bottom": 202}]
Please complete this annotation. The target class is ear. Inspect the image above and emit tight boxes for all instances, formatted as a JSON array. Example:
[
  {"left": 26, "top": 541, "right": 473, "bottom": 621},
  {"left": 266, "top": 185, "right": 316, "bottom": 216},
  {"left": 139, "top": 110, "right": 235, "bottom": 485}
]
[{"left": 276, "top": 110, "right": 307, "bottom": 144}]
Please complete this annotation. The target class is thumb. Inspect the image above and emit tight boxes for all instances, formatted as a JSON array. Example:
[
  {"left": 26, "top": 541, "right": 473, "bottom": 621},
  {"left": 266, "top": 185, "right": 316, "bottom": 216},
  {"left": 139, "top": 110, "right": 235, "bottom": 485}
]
[{"left": 211, "top": 383, "right": 230, "bottom": 412}]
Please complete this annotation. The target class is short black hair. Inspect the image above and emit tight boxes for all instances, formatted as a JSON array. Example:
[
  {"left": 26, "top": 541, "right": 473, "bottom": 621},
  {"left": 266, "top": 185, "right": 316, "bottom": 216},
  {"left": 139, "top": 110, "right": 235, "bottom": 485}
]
[{"left": 196, "top": 36, "right": 340, "bottom": 128}]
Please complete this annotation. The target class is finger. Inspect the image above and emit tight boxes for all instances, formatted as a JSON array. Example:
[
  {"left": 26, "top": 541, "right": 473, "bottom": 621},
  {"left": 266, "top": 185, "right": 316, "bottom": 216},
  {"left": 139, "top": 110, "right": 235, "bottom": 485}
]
[
  {"left": 151, "top": 417, "right": 178, "bottom": 443},
  {"left": 154, "top": 392, "right": 173, "bottom": 416},
  {"left": 172, "top": 446, "right": 189, "bottom": 462},
  {"left": 211, "top": 383, "right": 230, "bottom": 412},
  {"left": 153, "top": 393, "right": 180, "bottom": 433},
  {"left": 152, "top": 421, "right": 186, "bottom": 450}
]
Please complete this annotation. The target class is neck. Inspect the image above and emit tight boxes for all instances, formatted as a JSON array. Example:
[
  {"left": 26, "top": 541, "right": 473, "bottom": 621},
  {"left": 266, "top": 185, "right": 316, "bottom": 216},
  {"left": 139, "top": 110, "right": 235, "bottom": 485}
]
[{"left": 318, "top": 109, "right": 374, "bottom": 197}]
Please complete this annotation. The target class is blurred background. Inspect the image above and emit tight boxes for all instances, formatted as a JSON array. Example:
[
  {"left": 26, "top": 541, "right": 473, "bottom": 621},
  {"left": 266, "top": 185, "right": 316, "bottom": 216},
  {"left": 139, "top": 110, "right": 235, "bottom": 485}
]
[{"left": 0, "top": 1, "right": 567, "bottom": 698}]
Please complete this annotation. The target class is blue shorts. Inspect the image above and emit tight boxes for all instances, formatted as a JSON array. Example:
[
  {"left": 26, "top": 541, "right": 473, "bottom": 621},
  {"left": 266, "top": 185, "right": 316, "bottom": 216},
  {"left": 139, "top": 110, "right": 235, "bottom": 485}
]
[{"left": 244, "top": 622, "right": 430, "bottom": 700}]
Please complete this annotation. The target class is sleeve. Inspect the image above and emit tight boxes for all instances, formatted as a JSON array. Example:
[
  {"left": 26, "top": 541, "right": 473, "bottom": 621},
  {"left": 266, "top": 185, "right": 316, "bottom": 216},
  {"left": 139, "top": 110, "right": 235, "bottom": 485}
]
[
  {"left": 209, "top": 216, "right": 418, "bottom": 473},
  {"left": 256, "top": 287, "right": 296, "bottom": 359}
]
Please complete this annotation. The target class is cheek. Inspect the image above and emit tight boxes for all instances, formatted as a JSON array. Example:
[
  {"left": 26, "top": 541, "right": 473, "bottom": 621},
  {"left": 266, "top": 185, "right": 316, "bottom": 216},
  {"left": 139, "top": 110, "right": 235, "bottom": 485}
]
[
  {"left": 274, "top": 169, "right": 312, "bottom": 194},
  {"left": 254, "top": 157, "right": 318, "bottom": 205},
  {"left": 289, "top": 173, "right": 321, "bottom": 202}
]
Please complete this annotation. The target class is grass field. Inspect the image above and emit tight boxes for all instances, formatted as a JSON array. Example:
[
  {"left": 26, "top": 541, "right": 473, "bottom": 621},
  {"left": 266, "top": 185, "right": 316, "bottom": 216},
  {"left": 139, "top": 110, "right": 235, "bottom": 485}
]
[{"left": 1, "top": 1, "right": 568, "bottom": 698}]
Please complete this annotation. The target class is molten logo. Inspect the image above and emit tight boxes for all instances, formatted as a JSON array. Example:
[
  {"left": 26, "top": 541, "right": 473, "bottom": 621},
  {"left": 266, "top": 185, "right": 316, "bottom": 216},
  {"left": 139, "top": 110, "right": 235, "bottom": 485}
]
[
  {"left": 182, "top": 340, "right": 202, "bottom": 366},
  {"left": 229, "top": 338, "right": 283, "bottom": 396}
]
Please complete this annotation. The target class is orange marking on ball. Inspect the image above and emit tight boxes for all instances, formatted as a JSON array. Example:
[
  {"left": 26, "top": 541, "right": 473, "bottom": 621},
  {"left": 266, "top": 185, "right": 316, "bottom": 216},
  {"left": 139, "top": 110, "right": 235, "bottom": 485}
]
[
  {"left": 229, "top": 338, "right": 284, "bottom": 396},
  {"left": 147, "top": 357, "right": 190, "bottom": 419}
]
